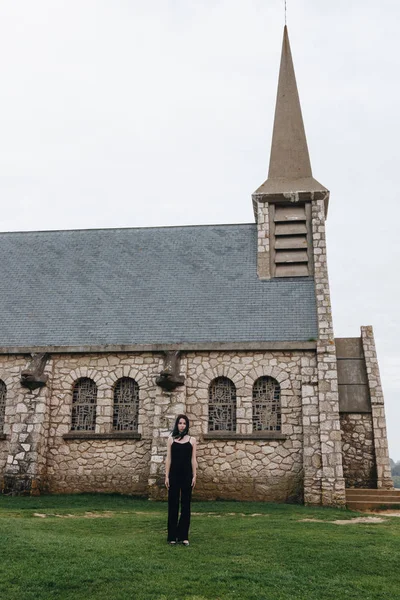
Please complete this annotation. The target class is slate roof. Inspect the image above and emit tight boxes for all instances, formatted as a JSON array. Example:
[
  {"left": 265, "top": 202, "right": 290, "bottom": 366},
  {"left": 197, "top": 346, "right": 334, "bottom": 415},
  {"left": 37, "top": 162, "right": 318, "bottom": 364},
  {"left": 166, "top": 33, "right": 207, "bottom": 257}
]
[{"left": 0, "top": 224, "right": 318, "bottom": 348}]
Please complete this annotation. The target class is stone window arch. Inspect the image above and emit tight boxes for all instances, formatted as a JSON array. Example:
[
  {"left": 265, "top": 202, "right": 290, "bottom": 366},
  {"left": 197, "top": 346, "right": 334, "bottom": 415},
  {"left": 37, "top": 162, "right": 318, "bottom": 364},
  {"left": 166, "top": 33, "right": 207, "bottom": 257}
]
[
  {"left": 71, "top": 378, "right": 97, "bottom": 431},
  {"left": 113, "top": 377, "right": 139, "bottom": 432},
  {"left": 208, "top": 377, "right": 236, "bottom": 432},
  {"left": 0, "top": 380, "right": 6, "bottom": 433},
  {"left": 252, "top": 376, "right": 281, "bottom": 432}
]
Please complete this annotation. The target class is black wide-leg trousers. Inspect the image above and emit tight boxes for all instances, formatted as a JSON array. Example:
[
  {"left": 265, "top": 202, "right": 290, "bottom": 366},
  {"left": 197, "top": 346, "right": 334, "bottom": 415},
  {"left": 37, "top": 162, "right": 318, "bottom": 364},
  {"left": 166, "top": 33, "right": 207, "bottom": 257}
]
[{"left": 167, "top": 475, "right": 192, "bottom": 541}]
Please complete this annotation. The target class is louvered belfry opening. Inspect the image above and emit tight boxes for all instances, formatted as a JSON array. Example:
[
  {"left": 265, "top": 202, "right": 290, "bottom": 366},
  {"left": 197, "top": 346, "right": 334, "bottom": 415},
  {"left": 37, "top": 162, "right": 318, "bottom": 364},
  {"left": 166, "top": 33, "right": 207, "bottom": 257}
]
[{"left": 270, "top": 203, "right": 313, "bottom": 277}]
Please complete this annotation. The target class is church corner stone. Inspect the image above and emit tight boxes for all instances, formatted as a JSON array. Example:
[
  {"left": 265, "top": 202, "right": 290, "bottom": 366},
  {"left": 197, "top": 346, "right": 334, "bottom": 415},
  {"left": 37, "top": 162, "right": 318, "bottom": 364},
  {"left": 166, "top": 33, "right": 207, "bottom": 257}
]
[
  {"left": 309, "top": 198, "right": 346, "bottom": 507},
  {"left": 256, "top": 201, "right": 271, "bottom": 279}
]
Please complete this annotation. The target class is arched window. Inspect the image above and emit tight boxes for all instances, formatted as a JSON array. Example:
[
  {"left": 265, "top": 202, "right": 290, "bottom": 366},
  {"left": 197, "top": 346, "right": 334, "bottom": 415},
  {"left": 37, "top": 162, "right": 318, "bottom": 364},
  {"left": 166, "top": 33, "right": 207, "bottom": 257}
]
[
  {"left": 0, "top": 380, "right": 6, "bottom": 433},
  {"left": 71, "top": 378, "right": 97, "bottom": 431},
  {"left": 208, "top": 377, "right": 236, "bottom": 432},
  {"left": 252, "top": 376, "right": 281, "bottom": 432},
  {"left": 113, "top": 377, "right": 139, "bottom": 431}
]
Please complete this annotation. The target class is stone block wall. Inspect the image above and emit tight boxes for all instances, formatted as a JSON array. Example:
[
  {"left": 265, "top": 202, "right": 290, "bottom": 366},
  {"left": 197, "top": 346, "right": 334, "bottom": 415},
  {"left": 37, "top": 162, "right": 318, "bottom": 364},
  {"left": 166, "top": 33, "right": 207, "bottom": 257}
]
[
  {"left": 0, "top": 424, "right": 9, "bottom": 485},
  {"left": 184, "top": 351, "right": 309, "bottom": 503},
  {"left": 0, "top": 355, "right": 52, "bottom": 493},
  {"left": 340, "top": 413, "right": 377, "bottom": 488},
  {"left": 1, "top": 341, "right": 388, "bottom": 503},
  {"left": 256, "top": 201, "right": 271, "bottom": 279},
  {"left": 360, "top": 326, "right": 393, "bottom": 489},
  {"left": 45, "top": 353, "right": 159, "bottom": 494},
  {"left": 0, "top": 349, "right": 316, "bottom": 502},
  {"left": 148, "top": 356, "right": 187, "bottom": 497},
  {"left": 47, "top": 438, "right": 152, "bottom": 494},
  {"left": 301, "top": 356, "right": 322, "bottom": 505},
  {"left": 337, "top": 329, "right": 393, "bottom": 490},
  {"left": 195, "top": 438, "right": 303, "bottom": 502},
  {"left": 311, "top": 197, "right": 346, "bottom": 506},
  {"left": 0, "top": 440, "right": 7, "bottom": 480}
]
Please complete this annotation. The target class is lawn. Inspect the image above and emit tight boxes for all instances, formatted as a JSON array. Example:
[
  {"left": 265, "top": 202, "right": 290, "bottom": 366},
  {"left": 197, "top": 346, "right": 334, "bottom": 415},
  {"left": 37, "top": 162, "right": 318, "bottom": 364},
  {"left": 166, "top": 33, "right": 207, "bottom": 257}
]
[{"left": 0, "top": 494, "right": 399, "bottom": 600}]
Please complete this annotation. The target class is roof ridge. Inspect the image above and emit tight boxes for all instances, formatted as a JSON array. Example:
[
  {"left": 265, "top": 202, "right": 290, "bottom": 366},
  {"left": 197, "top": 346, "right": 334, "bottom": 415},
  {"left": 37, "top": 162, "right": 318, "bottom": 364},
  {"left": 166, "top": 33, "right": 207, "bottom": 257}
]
[{"left": 0, "top": 222, "right": 255, "bottom": 236}]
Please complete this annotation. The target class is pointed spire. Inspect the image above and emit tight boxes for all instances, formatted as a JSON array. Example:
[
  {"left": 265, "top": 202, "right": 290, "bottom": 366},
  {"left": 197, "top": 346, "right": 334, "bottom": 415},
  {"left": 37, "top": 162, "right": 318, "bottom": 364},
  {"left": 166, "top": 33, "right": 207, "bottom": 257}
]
[
  {"left": 253, "top": 26, "right": 327, "bottom": 197},
  {"left": 268, "top": 25, "right": 312, "bottom": 180}
]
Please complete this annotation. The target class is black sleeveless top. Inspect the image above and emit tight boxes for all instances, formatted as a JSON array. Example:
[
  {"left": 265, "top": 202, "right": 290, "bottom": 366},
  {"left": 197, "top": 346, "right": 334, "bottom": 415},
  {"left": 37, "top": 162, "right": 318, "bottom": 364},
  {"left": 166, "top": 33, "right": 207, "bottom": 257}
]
[{"left": 170, "top": 438, "right": 193, "bottom": 479}]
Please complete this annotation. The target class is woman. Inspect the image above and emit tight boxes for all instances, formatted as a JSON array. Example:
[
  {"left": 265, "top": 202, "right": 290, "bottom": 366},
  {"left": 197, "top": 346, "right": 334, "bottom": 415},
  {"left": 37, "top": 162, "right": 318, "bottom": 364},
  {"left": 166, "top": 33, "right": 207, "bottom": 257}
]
[{"left": 165, "top": 414, "right": 197, "bottom": 546}]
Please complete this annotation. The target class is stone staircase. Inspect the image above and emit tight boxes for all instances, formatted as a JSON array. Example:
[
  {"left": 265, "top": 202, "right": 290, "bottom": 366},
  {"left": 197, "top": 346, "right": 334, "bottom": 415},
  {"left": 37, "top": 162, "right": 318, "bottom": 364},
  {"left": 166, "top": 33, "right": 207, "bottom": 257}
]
[{"left": 346, "top": 488, "right": 400, "bottom": 511}]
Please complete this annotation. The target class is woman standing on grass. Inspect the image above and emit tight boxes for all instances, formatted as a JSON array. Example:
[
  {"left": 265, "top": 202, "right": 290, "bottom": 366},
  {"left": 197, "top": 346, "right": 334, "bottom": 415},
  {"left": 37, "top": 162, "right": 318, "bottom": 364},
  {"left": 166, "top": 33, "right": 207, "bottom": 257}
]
[{"left": 165, "top": 414, "right": 197, "bottom": 546}]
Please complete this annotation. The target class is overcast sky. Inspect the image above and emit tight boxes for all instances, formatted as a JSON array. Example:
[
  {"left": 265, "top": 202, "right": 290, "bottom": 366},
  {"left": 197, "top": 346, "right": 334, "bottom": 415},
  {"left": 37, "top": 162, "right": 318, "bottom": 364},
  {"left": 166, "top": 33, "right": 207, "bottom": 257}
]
[{"left": 0, "top": 1, "right": 399, "bottom": 460}]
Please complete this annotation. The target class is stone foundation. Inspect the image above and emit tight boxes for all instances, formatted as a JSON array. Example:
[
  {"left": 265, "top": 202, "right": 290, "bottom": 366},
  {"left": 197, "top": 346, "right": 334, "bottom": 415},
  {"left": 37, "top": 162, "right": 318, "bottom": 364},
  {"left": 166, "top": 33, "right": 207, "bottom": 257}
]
[
  {"left": 47, "top": 438, "right": 151, "bottom": 494},
  {"left": 195, "top": 439, "right": 303, "bottom": 503}
]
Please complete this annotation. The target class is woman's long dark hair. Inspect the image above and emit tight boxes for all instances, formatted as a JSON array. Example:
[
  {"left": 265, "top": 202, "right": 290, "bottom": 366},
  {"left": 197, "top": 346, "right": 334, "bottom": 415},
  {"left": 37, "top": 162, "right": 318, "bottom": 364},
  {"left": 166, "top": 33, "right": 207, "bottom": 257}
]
[{"left": 171, "top": 414, "right": 190, "bottom": 440}]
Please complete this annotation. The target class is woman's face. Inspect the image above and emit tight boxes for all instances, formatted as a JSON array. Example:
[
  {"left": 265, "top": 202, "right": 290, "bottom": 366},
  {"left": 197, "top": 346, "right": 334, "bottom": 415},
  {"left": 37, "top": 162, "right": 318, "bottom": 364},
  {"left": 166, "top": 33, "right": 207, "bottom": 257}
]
[{"left": 178, "top": 418, "right": 187, "bottom": 432}]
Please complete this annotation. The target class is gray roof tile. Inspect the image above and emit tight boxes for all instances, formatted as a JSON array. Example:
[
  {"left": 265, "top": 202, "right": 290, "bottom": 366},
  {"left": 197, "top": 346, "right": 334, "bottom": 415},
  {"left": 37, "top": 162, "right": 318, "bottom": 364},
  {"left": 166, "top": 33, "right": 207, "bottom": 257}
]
[{"left": 0, "top": 224, "right": 318, "bottom": 347}]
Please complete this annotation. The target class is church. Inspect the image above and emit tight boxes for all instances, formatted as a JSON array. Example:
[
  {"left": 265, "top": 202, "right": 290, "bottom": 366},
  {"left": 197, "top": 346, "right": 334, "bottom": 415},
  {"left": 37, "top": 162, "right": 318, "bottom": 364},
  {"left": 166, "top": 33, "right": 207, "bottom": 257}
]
[{"left": 0, "top": 27, "right": 393, "bottom": 506}]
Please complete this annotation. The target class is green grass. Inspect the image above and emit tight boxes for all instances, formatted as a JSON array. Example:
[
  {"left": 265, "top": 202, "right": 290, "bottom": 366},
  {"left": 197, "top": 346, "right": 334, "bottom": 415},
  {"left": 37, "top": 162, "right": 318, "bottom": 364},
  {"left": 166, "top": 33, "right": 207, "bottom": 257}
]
[{"left": 0, "top": 494, "right": 399, "bottom": 600}]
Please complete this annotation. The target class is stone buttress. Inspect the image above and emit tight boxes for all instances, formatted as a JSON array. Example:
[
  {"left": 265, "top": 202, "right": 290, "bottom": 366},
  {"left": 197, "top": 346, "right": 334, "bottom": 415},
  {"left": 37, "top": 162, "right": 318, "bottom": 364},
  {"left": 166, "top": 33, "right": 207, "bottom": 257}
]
[{"left": 1, "top": 355, "right": 53, "bottom": 494}]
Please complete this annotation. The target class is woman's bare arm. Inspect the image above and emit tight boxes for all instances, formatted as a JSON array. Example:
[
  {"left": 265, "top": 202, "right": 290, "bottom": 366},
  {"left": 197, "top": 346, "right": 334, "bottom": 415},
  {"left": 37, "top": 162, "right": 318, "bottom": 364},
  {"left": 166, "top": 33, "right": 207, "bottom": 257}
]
[{"left": 191, "top": 437, "right": 197, "bottom": 487}]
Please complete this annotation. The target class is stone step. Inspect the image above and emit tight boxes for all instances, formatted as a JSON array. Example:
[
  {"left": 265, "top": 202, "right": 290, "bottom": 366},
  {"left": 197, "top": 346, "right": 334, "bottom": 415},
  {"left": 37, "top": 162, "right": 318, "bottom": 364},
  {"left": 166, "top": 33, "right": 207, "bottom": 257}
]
[
  {"left": 346, "top": 489, "right": 400, "bottom": 497},
  {"left": 346, "top": 488, "right": 400, "bottom": 511},
  {"left": 346, "top": 489, "right": 400, "bottom": 494},
  {"left": 347, "top": 495, "right": 400, "bottom": 503},
  {"left": 347, "top": 500, "right": 400, "bottom": 511},
  {"left": 347, "top": 489, "right": 400, "bottom": 494}
]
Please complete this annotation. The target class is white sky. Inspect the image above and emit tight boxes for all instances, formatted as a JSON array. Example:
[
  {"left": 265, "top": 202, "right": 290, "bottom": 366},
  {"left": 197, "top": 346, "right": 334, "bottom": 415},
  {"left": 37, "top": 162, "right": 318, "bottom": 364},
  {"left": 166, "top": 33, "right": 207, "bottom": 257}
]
[{"left": 0, "top": 1, "right": 399, "bottom": 460}]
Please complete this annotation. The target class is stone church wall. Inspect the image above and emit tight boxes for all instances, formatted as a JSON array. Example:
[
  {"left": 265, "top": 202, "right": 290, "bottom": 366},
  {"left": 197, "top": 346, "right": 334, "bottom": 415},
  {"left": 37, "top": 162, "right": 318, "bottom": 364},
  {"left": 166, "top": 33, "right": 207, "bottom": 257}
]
[
  {"left": 194, "top": 437, "right": 302, "bottom": 502},
  {"left": 0, "top": 355, "right": 41, "bottom": 492},
  {"left": 45, "top": 353, "right": 159, "bottom": 494},
  {"left": 1, "top": 349, "right": 311, "bottom": 501},
  {"left": 0, "top": 436, "right": 8, "bottom": 480},
  {"left": 47, "top": 437, "right": 152, "bottom": 494},
  {"left": 156, "top": 350, "right": 311, "bottom": 503},
  {"left": 0, "top": 345, "right": 390, "bottom": 502},
  {"left": 340, "top": 413, "right": 377, "bottom": 488}
]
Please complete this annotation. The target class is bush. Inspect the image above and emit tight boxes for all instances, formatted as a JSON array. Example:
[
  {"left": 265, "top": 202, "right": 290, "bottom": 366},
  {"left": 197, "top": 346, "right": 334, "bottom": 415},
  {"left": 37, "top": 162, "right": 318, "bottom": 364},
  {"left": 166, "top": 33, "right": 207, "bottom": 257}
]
[{"left": 393, "top": 476, "right": 400, "bottom": 489}]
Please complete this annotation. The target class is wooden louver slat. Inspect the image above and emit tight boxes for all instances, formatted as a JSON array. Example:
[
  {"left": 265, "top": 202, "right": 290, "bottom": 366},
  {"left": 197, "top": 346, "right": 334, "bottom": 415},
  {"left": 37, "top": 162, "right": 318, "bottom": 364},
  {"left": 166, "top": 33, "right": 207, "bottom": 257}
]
[
  {"left": 274, "top": 206, "right": 306, "bottom": 222},
  {"left": 275, "top": 222, "right": 307, "bottom": 236},
  {"left": 275, "top": 236, "right": 308, "bottom": 250},
  {"left": 275, "top": 264, "right": 309, "bottom": 277},
  {"left": 275, "top": 250, "right": 308, "bottom": 263}
]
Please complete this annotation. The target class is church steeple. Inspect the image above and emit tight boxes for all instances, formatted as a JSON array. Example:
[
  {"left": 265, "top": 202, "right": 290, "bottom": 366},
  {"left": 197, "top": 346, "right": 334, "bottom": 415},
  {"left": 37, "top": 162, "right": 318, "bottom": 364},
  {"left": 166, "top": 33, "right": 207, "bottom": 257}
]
[
  {"left": 253, "top": 26, "right": 328, "bottom": 204},
  {"left": 254, "top": 26, "right": 330, "bottom": 279}
]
